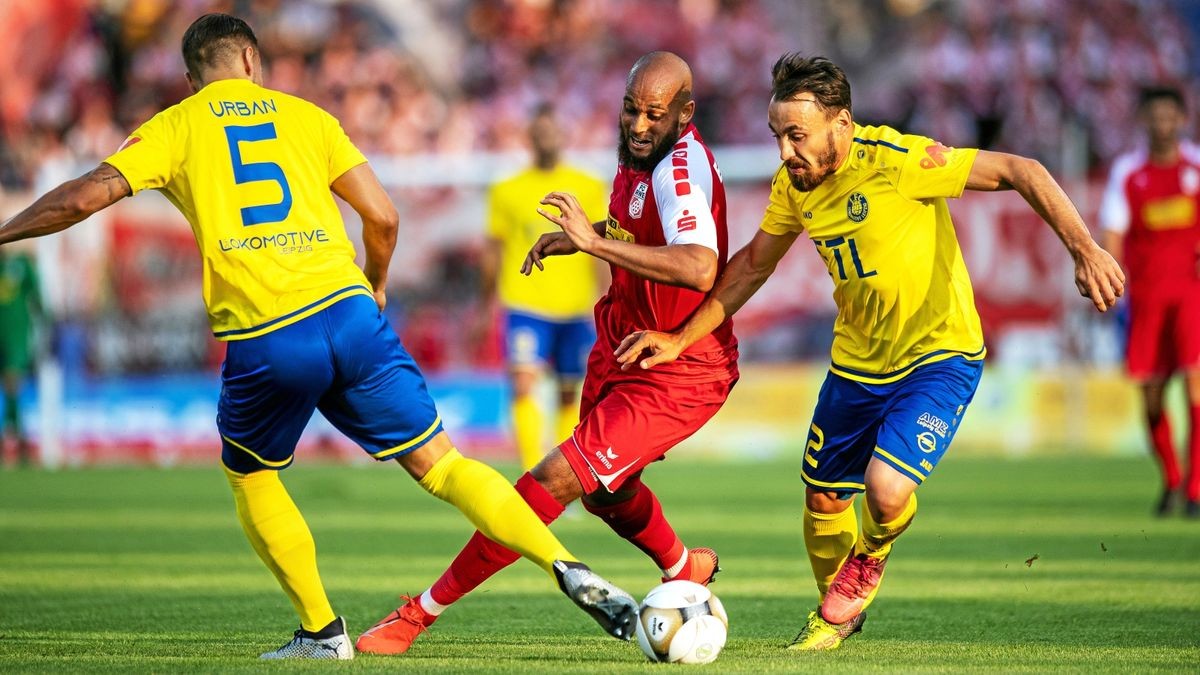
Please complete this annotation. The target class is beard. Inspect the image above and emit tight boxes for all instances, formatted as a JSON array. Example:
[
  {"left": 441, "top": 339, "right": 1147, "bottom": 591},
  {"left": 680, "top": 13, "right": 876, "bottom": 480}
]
[
  {"left": 786, "top": 130, "right": 839, "bottom": 192},
  {"left": 617, "top": 124, "right": 681, "bottom": 172}
]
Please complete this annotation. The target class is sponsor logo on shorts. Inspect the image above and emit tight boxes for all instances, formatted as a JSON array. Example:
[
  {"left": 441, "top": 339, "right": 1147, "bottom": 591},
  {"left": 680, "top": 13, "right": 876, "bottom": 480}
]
[
  {"left": 917, "top": 412, "right": 949, "bottom": 438},
  {"left": 630, "top": 181, "right": 648, "bottom": 218},
  {"left": 920, "top": 458, "right": 934, "bottom": 472},
  {"left": 916, "top": 432, "right": 937, "bottom": 454},
  {"left": 595, "top": 446, "right": 616, "bottom": 470}
]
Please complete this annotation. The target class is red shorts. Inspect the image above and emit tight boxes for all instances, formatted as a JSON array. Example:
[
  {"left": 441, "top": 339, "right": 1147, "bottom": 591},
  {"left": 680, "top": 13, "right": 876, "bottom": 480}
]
[
  {"left": 560, "top": 346, "right": 737, "bottom": 494},
  {"left": 1126, "top": 290, "right": 1200, "bottom": 379}
]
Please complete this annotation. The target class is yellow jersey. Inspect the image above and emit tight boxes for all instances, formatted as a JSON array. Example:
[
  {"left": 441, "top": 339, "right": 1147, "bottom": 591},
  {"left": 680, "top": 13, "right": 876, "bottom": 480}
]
[
  {"left": 760, "top": 123, "right": 985, "bottom": 383},
  {"left": 104, "top": 78, "right": 372, "bottom": 340},
  {"left": 488, "top": 165, "right": 607, "bottom": 319}
]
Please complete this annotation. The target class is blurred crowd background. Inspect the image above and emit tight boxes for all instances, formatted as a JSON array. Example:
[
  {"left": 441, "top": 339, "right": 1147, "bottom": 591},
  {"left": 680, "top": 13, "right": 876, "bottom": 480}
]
[
  {"left": 3, "top": 0, "right": 1197, "bottom": 186},
  {"left": 0, "top": 0, "right": 1197, "bottom": 462}
]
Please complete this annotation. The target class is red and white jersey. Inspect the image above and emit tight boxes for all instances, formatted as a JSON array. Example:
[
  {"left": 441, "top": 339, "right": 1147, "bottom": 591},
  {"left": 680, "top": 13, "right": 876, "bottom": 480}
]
[
  {"left": 1100, "top": 141, "right": 1200, "bottom": 295},
  {"left": 596, "top": 123, "right": 738, "bottom": 381}
]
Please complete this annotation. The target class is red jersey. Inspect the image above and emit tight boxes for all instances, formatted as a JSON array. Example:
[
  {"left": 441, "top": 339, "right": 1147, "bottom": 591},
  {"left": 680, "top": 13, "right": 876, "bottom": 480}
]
[
  {"left": 596, "top": 123, "right": 738, "bottom": 382},
  {"left": 1100, "top": 142, "right": 1200, "bottom": 297}
]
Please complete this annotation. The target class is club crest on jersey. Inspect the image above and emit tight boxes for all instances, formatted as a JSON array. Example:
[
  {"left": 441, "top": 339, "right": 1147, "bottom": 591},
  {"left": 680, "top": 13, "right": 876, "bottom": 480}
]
[
  {"left": 916, "top": 432, "right": 937, "bottom": 454},
  {"left": 629, "top": 181, "right": 649, "bottom": 219},
  {"left": 847, "top": 192, "right": 869, "bottom": 222}
]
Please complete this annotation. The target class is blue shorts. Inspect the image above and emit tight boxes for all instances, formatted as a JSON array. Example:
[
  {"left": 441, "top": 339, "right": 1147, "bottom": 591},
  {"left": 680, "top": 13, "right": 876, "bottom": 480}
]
[
  {"left": 801, "top": 355, "right": 984, "bottom": 494},
  {"left": 505, "top": 310, "right": 596, "bottom": 378},
  {"left": 218, "top": 294, "right": 443, "bottom": 473}
]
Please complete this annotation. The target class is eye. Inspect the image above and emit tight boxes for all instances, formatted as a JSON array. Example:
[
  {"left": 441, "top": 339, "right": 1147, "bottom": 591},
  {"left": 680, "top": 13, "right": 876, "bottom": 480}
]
[{"left": 790, "top": 133, "right": 805, "bottom": 143}]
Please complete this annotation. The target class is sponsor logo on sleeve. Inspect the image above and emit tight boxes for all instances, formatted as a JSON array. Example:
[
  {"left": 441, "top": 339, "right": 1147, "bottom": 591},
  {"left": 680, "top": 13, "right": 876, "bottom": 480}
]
[
  {"left": 117, "top": 136, "right": 141, "bottom": 152},
  {"left": 919, "top": 142, "right": 951, "bottom": 169},
  {"left": 676, "top": 209, "right": 697, "bottom": 232}
]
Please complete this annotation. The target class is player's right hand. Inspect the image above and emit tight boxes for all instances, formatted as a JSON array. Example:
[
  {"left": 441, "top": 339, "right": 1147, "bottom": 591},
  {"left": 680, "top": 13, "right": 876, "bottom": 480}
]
[
  {"left": 521, "top": 232, "right": 578, "bottom": 275},
  {"left": 614, "top": 330, "right": 685, "bottom": 370},
  {"left": 1073, "top": 243, "right": 1124, "bottom": 312}
]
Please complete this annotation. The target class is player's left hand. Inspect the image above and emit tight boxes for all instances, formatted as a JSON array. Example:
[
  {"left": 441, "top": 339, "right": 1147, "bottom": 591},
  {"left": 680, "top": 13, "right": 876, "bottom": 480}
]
[
  {"left": 614, "top": 329, "right": 686, "bottom": 370},
  {"left": 538, "top": 192, "right": 600, "bottom": 254},
  {"left": 1073, "top": 243, "right": 1125, "bottom": 312}
]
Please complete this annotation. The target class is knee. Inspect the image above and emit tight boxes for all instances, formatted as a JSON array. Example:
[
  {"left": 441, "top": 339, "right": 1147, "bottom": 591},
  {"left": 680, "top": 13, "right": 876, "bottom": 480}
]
[
  {"left": 529, "top": 451, "right": 584, "bottom": 505},
  {"left": 864, "top": 483, "right": 913, "bottom": 523},
  {"left": 805, "top": 488, "right": 853, "bottom": 514}
]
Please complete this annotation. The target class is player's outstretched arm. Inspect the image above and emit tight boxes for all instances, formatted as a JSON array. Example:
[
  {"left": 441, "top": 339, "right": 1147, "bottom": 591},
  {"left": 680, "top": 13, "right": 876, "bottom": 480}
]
[
  {"left": 538, "top": 191, "right": 716, "bottom": 291},
  {"left": 615, "top": 228, "right": 799, "bottom": 370},
  {"left": 0, "top": 163, "right": 131, "bottom": 246},
  {"left": 965, "top": 150, "right": 1125, "bottom": 312},
  {"left": 332, "top": 163, "right": 399, "bottom": 311}
]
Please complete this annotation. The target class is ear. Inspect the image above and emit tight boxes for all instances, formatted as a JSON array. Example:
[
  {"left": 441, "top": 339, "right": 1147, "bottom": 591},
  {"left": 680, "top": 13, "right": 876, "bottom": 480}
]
[
  {"left": 185, "top": 71, "right": 200, "bottom": 94},
  {"left": 242, "top": 45, "right": 256, "bottom": 76},
  {"left": 834, "top": 108, "right": 853, "bottom": 135},
  {"left": 679, "top": 99, "right": 695, "bottom": 126}
]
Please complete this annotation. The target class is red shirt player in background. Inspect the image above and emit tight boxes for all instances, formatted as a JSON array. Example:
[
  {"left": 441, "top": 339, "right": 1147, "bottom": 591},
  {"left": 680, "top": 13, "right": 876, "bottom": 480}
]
[
  {"left": 1100, "top": 86, "right": 1200, "bottom": 518},
  {"left": 355, "top": 51, "right": 740, "bottom": 655}
]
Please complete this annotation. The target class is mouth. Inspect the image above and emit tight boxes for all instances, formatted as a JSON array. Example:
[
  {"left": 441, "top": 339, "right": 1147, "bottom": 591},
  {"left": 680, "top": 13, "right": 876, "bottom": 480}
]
[{"left": 628, "top": 136, "right": 653, "bottom": 153}]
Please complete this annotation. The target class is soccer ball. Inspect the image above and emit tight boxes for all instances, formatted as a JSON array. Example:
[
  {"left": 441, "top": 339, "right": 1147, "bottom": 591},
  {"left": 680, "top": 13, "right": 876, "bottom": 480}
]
[{"left": 634, "top": 580, "right": 728, "bottom": 664}]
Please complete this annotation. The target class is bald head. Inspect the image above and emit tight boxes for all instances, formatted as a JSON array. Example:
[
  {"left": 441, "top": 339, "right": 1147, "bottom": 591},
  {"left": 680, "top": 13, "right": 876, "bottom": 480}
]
[
  {"left": 618, "top": 52, "right": 696, "bottom": 172},
  {"left": 626, "top": 51, "right": 693, "bottom": 106}
]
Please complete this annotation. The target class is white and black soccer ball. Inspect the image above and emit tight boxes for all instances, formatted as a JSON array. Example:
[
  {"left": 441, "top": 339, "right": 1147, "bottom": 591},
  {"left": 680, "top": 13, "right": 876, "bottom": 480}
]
[{"left": 634, "top": 580, "right": 728, "bottom": 665}]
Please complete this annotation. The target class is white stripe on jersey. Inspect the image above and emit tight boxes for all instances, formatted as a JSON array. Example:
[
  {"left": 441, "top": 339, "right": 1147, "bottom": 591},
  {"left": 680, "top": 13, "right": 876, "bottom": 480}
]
[{"left": 651, "top": 130, "right": 719, "bottom": 254}]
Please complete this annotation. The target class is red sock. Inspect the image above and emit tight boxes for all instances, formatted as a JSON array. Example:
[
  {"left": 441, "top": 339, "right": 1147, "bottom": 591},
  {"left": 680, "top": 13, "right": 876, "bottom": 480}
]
[
  {"left": 583, "top": 477, "right": 684, "bottom": 572},
  {"left": 1187, "top": 405, "right": 1200, "bottom": 501},
  {"left": 1149, "top": 413, "right": 1182, "bottom": 491},
  {"left": 428, "top": 473, "right": 565, "bottom": 606}
]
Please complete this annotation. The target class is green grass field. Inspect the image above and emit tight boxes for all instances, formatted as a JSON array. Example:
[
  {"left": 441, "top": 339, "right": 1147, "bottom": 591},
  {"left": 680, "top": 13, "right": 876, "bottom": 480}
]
[{"left": 1, "top": 454, "right": 1197, "bottom": 673}]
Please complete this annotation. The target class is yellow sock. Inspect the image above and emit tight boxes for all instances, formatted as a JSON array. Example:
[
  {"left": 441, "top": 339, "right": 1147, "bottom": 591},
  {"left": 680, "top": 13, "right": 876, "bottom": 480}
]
[
  {"left": 225, "top": 468, "right": 335, "bottom": 632},
  {"left": 803, "top": 505, "right": 858, "bottom": 602},
  {"left": 418, "top": 448, "right": 575, "bottom": 574},
  {"left": 555, "top": 403, "right": 578, "bottom": 446},
  {"left": 858, "top": 493, "right": 917, "bottom": 559},
  {"left": 512, "top": 394, "right": 544, "bottom": 471}
]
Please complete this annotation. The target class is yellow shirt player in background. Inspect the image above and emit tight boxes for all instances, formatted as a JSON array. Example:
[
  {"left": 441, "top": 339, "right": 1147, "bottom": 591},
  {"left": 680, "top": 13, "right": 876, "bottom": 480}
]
[
  {"left": 0, "top": 13, "right": 636, "bottom": 661},
  {"left": 616, "top": 54, "right": 1125, "bottom": 650},
  {"left": 480, "top": 103, "right": 608, "bottom": 470}
]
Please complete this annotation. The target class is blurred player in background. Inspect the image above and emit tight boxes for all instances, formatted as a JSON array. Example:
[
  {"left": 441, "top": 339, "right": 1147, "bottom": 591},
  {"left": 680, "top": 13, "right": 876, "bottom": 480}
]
[
  {"left": 1100, "top": 86, "right": 1200, "bottom": 518},
  {"left": 616, "top": 53, "right": 1125, "bottom": 650},
  {"left": 0, "top": 13, "right": 638, "bottom": 660},
  {"left": 0, "top": 245, "right": 42, "bottom": 466},
  {"left": 356, "top": 51, "right": 738, "bottom": 656},
  {"left": 480, "top": 103, "right": 607, "bottom": 471}
]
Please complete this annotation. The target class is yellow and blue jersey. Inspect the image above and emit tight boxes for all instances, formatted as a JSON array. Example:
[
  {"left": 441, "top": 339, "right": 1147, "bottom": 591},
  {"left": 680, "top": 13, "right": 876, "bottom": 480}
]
[
  {"left": 104, "top": 78, "right": 372, "bottom": 340},
  {"left": 760, "top": 123, "right": 985, "bottom": 383},
  {"left": 488, "top": 165, "right": 607, "bottom": 319}
]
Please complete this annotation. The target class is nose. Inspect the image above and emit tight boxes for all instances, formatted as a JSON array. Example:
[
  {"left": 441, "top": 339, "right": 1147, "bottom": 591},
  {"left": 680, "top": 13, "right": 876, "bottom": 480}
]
[
  {"left": 630, "top": 114, "right": 651, "bottom": 137},
  {"left": 777, "top": 138, "right": 794, "bottom": 163}
]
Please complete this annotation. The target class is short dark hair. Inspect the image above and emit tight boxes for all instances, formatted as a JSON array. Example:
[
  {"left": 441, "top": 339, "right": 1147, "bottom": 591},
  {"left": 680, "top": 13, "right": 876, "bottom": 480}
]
[
  {"left": 770, "top": 53, "right": 852, "bottom": 116},
  {"left": 181, "top": 13, "right": 258, "bottom": 80},
  {"left": 1138, "top": 86, "right": 1185, "bottom": 112}
]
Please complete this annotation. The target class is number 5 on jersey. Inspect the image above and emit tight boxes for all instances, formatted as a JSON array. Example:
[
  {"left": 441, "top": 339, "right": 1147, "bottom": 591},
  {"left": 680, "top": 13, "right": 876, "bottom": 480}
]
[{"left": 224, "top": 123, "right": 292, "bottom": 227}]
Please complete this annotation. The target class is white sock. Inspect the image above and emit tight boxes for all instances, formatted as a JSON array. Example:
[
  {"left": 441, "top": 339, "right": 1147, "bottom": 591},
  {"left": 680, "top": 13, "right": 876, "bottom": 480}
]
[
  {"left": 419, "top": 589, "right": 449, "bottom": 616},
  {"left": 662, "top": 547, "right": 689, "bottom": 579}
]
